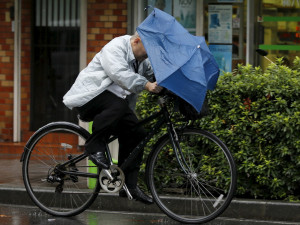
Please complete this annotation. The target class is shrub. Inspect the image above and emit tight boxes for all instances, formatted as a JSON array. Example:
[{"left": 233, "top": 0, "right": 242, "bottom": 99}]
[{"left": 136, "top": 57, "right": 300, "bottom": 201}]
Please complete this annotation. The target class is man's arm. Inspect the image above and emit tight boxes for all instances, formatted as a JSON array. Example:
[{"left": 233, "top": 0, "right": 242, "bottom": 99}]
[{"left": 100, "top": 41, "right": 148, "bottom": 94}]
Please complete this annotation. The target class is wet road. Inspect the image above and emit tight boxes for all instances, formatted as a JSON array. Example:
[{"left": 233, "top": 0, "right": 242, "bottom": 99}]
[{"left": 0, "top": 203, "right": 182, "bottom": 225}]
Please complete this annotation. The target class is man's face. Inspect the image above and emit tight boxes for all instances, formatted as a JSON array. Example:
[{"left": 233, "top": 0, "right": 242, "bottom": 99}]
[{"left": 133, "top": 38, "right": 148, "bottom": 62}]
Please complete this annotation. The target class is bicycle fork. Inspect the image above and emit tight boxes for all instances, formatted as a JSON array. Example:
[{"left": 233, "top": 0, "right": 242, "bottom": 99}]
[
  {"left": 167, "top": 124, "right": 189, "bottom": 174},
  {"left": 160, "top": 100, "right": 190, "bottom": 174},
  {"left": 164, "top": 112, "right": 191, "bottom": 174}
]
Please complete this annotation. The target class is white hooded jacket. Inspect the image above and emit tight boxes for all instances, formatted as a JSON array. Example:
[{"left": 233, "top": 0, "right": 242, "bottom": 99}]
[{"left": 63, "top": 35, "right": 153, "bottom": 109}]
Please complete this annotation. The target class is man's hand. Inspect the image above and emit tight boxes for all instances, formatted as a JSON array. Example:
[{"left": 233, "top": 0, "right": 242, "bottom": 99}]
[{"left": 145, "top": 81, "right": 163, "bottom": 93}]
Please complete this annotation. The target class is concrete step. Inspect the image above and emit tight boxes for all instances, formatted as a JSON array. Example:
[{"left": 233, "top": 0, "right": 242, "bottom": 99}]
[{"left": 0, "top": 142, "right": 26, "bottom": 154}]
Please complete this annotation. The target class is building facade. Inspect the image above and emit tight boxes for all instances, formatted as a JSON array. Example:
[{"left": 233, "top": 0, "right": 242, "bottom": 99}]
[{"left": 0, "top": 0, "right": 299, "bottom": 149}]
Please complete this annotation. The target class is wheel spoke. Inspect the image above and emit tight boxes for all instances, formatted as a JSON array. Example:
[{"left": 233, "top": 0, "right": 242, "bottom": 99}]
[
  {"left": 148, "top": 128, "right": 236, "bottom": 224},
  {"left": 22, "top": 124, "right": 99, "bottom": 216}
]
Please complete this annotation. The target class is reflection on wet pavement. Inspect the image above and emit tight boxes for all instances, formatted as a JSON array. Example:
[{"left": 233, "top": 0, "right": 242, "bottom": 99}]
[
  {"left": 0, "top": 204, "right": 182, "bottom": 225},
  {"left": 0, "top": 154, "right": 183, "bottom": 225}
]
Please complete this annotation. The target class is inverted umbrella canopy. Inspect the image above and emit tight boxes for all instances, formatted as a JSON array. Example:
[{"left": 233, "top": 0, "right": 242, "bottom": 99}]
[{"left": 137, "top": 8, "right": 219, "bottom": 112}]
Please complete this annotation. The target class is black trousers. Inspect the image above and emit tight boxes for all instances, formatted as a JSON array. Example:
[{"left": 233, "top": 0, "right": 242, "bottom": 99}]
[{"left": 76, "top": 91, "right": 146, "bottom": 189}]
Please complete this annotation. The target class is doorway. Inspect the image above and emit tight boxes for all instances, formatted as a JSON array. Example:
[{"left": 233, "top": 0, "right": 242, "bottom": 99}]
[{"left": 30, "top": 0, "right": 80, "bottom": 130}]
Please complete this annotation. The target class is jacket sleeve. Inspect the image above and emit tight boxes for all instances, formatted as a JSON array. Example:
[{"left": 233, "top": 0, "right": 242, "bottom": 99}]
[
  {"left": 99, "top": 42, "right": 149, "bottom": 94},
  {"left": 142, "top": 59, "right": 155, "bottom": 81}
]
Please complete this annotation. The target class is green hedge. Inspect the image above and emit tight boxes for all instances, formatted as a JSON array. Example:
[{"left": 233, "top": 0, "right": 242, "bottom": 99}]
[{"left": 136, "top": 57, "right": 300, "bottom": 201}]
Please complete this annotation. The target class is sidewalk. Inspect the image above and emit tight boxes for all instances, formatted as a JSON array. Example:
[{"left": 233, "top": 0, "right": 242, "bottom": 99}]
[
  {"left": 1, "top": 153, "right": 300, "bottom": 224},
  {"left": 0, "top": 154, "right": 24, "bottom": 188}
]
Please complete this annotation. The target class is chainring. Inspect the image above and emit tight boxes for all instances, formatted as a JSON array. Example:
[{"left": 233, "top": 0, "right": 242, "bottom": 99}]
[{"left": 99, "top": 165, "right": 125, "bottom": 193}]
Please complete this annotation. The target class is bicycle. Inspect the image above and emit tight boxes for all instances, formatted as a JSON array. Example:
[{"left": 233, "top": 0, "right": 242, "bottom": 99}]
[{"left": 20, "top": 92, "right": 237, "bottom": 224}]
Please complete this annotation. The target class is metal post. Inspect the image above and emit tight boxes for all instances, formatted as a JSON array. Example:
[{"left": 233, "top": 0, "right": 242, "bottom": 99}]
[
  {"left": 13, "top": 0, "right": 21, "bottom": 142},
  {"left": 196, "top": 0, "right": 204, "bottom": 36},
  {"left": 246, "top": 0, "right": 255, "bottom": 65},
  {"left": 79, "top": 0, "right": 86, "bottom": 72},
  {"left": 128, "top": 0, "right": 145, "bottom": 34},
  {"left": 239, "top": 3, "right": 244, "bottom": 60},
  {"left": 79, "top": 0, "right": 87, "bottom": 145}
]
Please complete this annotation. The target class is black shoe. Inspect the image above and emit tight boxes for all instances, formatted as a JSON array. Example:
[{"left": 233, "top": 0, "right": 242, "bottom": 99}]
[
  {"left": 119, "top": 186, "right": 154, "bottom": 205},
  {"left": 89, "top": 152, "right": 110, "bottom": 169}
]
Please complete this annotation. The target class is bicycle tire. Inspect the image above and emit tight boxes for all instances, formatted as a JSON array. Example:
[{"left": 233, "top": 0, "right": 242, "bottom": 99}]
[
  {"left": 22, "top": 122, "right": 100, "bottom": 217},
  {"left": 146, "top": 128, "right": 236, "bottom": 224}
]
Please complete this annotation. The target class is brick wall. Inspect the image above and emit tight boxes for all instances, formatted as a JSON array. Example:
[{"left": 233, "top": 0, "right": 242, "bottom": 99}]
[
  {"left": 0, "top": 1, "right": 14, "bottom": 142},
  {"left": 0, "top": 0, "right": 128, "bottom": 143},
  {"left": 0, "top": 0, "right": 31, "bottom": 142},
  {"left": 87, "top": 0, "right": 128, "bottom": 62}
]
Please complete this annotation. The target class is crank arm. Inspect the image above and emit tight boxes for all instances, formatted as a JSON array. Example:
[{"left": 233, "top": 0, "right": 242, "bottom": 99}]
[{"left": 122, "top": 184, "right": 133, "bottom": 200}]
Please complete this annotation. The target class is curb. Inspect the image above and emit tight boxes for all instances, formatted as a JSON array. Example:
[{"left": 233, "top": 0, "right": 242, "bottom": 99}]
[{"left": 1, "top": 186, "right": 300, "bottom": 223}]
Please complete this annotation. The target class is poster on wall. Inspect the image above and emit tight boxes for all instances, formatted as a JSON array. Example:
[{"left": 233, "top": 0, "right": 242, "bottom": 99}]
[
  {"left": 147, "top": 0, "right": 172, "bottom": 15},
  {"left": 208, "top": 5, "right": 232, "bottom": 44},
  {"left": 209, "top": 45, "right": 232, "bottom": 72},
  {"left": 173, "top": 0, "right": 196, "bottom": 34}
]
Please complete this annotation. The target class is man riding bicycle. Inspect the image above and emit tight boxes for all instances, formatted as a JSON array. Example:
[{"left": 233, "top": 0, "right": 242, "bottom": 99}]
[{"left": 63, "top": 32, "right": 162, "bottom": 204}]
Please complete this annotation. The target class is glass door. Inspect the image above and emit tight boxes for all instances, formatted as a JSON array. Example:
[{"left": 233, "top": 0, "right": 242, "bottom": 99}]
[{"left": 259, "top": 0, "right": 300, "bottom": 69}]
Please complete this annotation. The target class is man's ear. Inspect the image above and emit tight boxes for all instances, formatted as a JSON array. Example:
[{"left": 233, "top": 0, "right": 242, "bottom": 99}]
[{"left": 133, "top": 37, "right": 141, "bottom": 44}]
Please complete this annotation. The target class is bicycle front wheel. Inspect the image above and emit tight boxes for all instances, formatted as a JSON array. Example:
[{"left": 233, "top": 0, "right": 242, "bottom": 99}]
[
  {"left": 146, "top": 128, "right": 236, "bottom": 224},
  {"left": 22, "top": 122, "right": 100, "bottom": 217}
]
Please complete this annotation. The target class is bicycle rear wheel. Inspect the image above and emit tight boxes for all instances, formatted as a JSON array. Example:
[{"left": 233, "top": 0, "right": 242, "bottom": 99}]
[
  {"left": 22, "top": 122, "right": 100, "bottom": 216},
  {"left": 146, "top": 128, "right": 236, "bottom": 224}
]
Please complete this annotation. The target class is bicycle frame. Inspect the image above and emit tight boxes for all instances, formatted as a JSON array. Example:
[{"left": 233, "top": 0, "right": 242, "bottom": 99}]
[
  {"left": 112, "top": 96, "right": 191, "bottom": 174},
  {"left": 50, "top": 96, "right": 190, "bottom": 179}
]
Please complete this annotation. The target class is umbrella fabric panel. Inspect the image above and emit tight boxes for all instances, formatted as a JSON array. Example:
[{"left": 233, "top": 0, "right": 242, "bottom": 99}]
[
  {"left": 160, "top": 69, "right": 207, "bottom": 113},
  {"left": 137, "top": 8, "right": 220, "bottom": 113},
  {"left": 138, "top": 32, "right": 198, "bottom": 83},
  {"left": 193, "top": 36, "right": 220, "bottom": 90},
  {"left": 138, "top": 8, "right": 199, "bottom": 47}
]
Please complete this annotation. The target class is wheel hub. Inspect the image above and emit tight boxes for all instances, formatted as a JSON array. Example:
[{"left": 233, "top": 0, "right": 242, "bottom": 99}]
[{"left": 187, "top": 172, "right": 198, "bottom": 180}]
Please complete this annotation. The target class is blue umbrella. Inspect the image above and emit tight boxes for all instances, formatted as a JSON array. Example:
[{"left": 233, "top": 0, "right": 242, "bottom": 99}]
[{"left": 137, "top": 8, "right": 220, "bottom": 112}]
